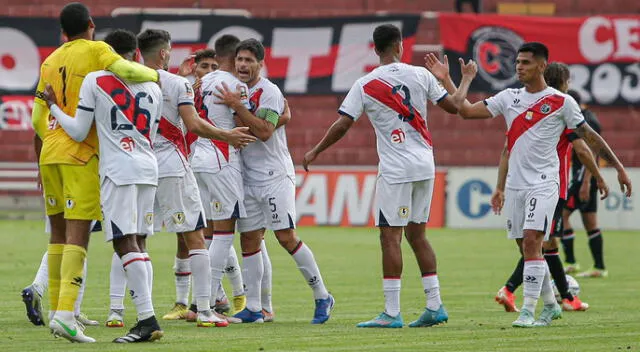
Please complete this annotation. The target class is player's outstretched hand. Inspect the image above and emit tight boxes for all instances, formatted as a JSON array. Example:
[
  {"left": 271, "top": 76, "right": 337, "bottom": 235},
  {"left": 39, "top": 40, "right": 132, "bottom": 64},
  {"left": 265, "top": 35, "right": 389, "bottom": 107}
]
[
  {"left": 226, "top": 126, "right": 257, "bottom": 149},
  {"left": 302, "top": 150, "right": 317, "bottom": 172},
  {"left": 213, "top": 82, "right": 241, "bottom": 108},
  {"left": 617, "top": 169, "right": 632, "bottom": 197},
  {"left": 459, "top": 58, "right": 478, "bottom": 79},
  {"left": 178, "top": 55, "right": 195, "bottom": 77},
  {"left": 490, "top": 189, "right": 505, "bottom": 215},
  {"left": 424, "top": 53, "right": 450, "bottom": 82},
  {"left": 42, "top": 84, "right": 58, "bottom": 108},
  {"left": 594, "top": 175, "right": 610, "bottom": 200}
]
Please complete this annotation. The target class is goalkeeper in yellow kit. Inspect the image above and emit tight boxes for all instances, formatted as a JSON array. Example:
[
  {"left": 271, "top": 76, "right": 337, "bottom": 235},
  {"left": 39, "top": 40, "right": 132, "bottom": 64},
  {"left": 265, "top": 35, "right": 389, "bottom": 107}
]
[{"left": 31, "top": 2, "right": 159, "bottom": 343}]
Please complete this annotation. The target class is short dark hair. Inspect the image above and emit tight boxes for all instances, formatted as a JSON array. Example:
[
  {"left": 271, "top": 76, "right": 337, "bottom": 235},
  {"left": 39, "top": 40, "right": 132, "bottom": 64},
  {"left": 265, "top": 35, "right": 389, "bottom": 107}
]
[
  {"left": 60, "top": 2, "right": 91, "bottom": 37},
  {"left": 137, "top": 29, "right": 171, "bottom": 57},
  {"left": 373, "top": 24, "right": 402, "bottom": 53},
  {"left": 518, "top": 42, "right": 549, "bottom": 61},
  {"left": 214, "top": 35, "right": 240, "bottom": 59},
  {"left": 544, "top": 62, "right": 570, "bottom": 91},
  {"left": 567, "top": 89, "right": 582, "bottom": 105},
  {"left": 194, "top": 48, "right": 216, "bottom": 64},
  {"left": 104, "top": 29, "right": 137, "bottom": 56},
  {"left": 235, "top": 39, "right": 265, "bottom": 61}
]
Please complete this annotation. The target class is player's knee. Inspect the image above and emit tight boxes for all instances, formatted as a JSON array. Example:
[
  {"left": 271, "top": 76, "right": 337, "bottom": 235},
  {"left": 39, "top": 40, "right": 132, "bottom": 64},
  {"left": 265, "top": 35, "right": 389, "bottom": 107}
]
[
  {"left": 182, "top": 230, "right": 205, "bottom": 250},
  {"left": 240, "top": 231, "right": 262, "bottom": 252},
  {"left": 112, "top": 236, "right": 139, "bottom": 257},
  {"left": 275, "top": 229, "right": 297, "bottom": 250}
]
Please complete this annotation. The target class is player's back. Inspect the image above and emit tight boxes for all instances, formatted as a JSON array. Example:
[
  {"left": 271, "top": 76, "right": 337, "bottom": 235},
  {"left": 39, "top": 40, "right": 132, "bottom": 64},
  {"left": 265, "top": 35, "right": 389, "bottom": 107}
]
[
  {"left": 154, "top": 69, "right": 194, "bottom": 178},
  {"left": 193, "top": 70, "right": 249, "bottom": 173},
  {"left": 88, "top": 71, "right": 162, "bottom": 186},
  {"left": 242, "top": 77, "right": 294, "bottom": 186},
  {"left": 39, "top": 39, "right": 121, "bottom": 165},
  {"left": 341, "top": 62, "right": 447, "bottom": 183}
]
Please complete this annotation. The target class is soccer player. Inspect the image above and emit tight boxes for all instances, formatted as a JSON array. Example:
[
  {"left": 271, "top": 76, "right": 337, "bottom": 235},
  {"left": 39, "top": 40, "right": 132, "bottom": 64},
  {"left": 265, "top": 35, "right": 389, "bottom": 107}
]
[
  {"left": 138, "top": 29, "right": 254, "bottom": 328},
  {"left": 561, "top": 90, "right": 607, "bottom": 278},
  {"left": 43, "top": 28, "right": 164, "bottom": 343},
  {"left": 426, "top": 42, "right": 632, "bottom": 327},
  {"left": 31, "top": 2, "right": 160, "bottom": 342},
  {"left": 215, "top": 38, "right": 330, "bottom": 324},
  {"left": 492, "top": 63, "right": 599, "bottom": 313},
  {"left": 163, "top": 48, "right": 247, "bottom": 320},
  {"left": 303, "top": 24, "right": 475, "bottom": 328}
]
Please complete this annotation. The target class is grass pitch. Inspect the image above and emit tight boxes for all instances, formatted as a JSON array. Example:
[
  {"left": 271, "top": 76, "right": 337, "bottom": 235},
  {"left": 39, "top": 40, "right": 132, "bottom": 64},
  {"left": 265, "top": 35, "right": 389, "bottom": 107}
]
[{"left": 1, "top": 220, "right": 638, "bottom": 351}]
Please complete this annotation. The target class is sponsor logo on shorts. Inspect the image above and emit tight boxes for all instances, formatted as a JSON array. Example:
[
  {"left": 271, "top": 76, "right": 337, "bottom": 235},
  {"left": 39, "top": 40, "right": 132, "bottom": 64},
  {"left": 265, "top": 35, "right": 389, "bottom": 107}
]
[
  {"left": 65, "top": 199, "right": 75, "bottom": 209},
  {"left": 506, "top": 219, "right": 512, "bottom": 231},
  {"left": 213, "top": 201, "right": 222, "bottom": 212},
  {"left": 145, "top": 213, "right": 154, "bottom": 225},
  {"left": 172, "top": 212, "right": 185, "bottom": 225},
  {"left": 398, "top": 206, "right": 409, "bottom": 218},
  {"left": 47, "top": 197, "right": 56, "bottom": 206}
]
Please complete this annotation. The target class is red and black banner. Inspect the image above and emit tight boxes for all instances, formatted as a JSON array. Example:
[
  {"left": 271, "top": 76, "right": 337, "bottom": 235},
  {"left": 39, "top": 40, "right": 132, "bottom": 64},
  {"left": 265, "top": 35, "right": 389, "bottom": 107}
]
[
  {"left": 439, "top": 13, "right": 640, "bottom": 106},
  {"left": 0, "top": 14, "right": 420, "bottom": 97}
]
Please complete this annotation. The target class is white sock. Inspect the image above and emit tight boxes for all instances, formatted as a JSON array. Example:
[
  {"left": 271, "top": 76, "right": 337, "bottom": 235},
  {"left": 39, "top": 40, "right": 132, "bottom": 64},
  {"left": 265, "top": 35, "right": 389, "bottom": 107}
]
[
  {"left": 141, "top": 252, "right": 153, "bottom": 296},
  {"left": 290, "top": 241, "right": 329, "bottom": 300},
  {"left": 73, "top": 258, "right": 88, "bottom": 316},
  {"left": 522, "top": 259, "right": 546, "bottom": 313},
  {"left": 174, "top": 257, "right": 191, "bottom": 306},
  {"left": 421, "top": 273, "right": 442, "bottom": 310},
  {"left": 260, "top": 240, "right": 273, "bottom": 312},
  {"left": 121, "top": 252, "right": 154, "bottom": 321},
  {"left": 540, "top": 263, "right": 557, "bottom": 306},
  {"left": 109, "top": 252, "right": 126, "bottom": 310},
  {"left": 226, "top": 247, "right": 245, "bottom": 297},
  {"left": 383, "top": 277, "right": 401, "bottom": 317},
  {"left": 32, "top": 251, "right": 48, "bottom": 296},
  {"left": 189, "top": 249, "right": 211, "bottom": 312},
  {"left": 242, "top": 249, "right": 264, "bottom": 312},
  {"left": 215, "top": 282, "right": 227, "bottom": 303},
  {"left": 209, "top": 232, "right": 234, "bottom": 304}
]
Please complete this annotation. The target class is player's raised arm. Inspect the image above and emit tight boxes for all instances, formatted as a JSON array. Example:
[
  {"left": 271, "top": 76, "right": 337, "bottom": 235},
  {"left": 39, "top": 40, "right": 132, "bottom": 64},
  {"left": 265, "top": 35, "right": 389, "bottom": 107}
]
[
  {"left": 93, "top": 41, "right": 160, "bottom": 83},
  {"left": 276, "top": 98, "right": 291, "bottom": 128},
  {"left": 424, "top": 53, "right": 493, "bottom": 120},
  {"left": 179, "top": 103, "right": 256, "bottom": 149},
  {"left": 42, "top": 79, "right": 95, "bottom": 142}
]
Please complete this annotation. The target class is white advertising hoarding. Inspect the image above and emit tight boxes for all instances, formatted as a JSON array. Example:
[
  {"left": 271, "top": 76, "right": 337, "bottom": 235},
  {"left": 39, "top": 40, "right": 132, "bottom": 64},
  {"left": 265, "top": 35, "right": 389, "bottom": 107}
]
[{"left": 446, "top": 167, "right": 638, "bottom": 230}]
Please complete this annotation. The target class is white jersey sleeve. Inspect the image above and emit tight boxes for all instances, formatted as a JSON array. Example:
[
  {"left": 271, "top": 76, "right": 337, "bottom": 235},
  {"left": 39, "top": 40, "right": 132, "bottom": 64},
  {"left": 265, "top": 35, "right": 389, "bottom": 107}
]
[
  {"left": 484, "top": 89, "right": 511, "bottom": 117},
  {"left": 51, "top": 72, "right": 97, "bottom": 142},
  {"left": 77, "top": 73, "right": 98, "bottom": 112},
  {"left": 338, "top": 80, "right": 364, "bottom": 121},
  {"left": 177, "top": 77, "right": 196, "bottom": 106},
  {"left": 562, "top": 95, "right": 586, "bottom": 129},
  {"left": 419, "top": 67, "right": 448, "bottom": 104}
]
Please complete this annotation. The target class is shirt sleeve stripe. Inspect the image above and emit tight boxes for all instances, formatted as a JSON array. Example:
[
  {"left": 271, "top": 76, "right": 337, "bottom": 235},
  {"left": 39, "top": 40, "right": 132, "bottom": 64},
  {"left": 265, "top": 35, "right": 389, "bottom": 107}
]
[
  {"left": 77, "top": 105, "right": 94, "bottom": 112},
  {"left": 338, "top": 109, "right": 356, "bottom": 120},
  {"left": 178, "top": 102, "right": 194, "bottom": 106},
  {"left": 436, "top": 92, "right": 448, "bottom": 103}
]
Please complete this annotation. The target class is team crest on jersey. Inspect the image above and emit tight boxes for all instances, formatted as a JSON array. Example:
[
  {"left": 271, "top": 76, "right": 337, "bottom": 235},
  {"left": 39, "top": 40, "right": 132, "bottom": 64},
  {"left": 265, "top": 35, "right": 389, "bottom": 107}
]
[
  {"left": 172, "top": 212, "right": 185, "bottom": 225},
  {"left": 238, "top": 85, "right": 248, "bottom": 101},
  {"left": 120, "top": 137, "right": 135, "bottom": 152},
  {"left": 540, "top": 103, "right": 551, "bottom": 114},
  {"left": 184, "top": 83, "right": 194, "bottom": 98},
  {"left": 145, "top": 213, "right": 154, "bottom": 225},
  {"left": 398, "top": 206, "right": 409, "bottom": 218},
  {"left": 525, "top": 111, "right": 534, "bottom": 120},
  {"left": 65, "top": 199, "right": 75, "bottom": 209},
  {"left": 213, "top": 201, "right": 222, "bottom": 213},
  {"left": 47, "top": 197, "right": 56, "bottom": 206}
]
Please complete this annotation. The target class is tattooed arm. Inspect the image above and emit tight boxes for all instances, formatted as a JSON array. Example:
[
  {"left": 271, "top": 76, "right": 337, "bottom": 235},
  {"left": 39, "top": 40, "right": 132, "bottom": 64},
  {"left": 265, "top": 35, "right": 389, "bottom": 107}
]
[{"left": 574, "top": 123, "right": 632, "bottom": 197}]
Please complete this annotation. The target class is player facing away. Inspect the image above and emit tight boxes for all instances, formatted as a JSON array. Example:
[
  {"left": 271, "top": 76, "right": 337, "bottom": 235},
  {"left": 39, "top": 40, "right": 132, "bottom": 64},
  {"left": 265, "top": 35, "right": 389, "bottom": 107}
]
[
  {"left": 561, "top": 90, "right": 607, "bottom": 278},
  {"left": 491, "top": 63, "right": 600, "bottom": 314},
  {"left": 303, "top": 24, "right": 476, "bottom": 328},
  {"left": 31, "top": 2, "right": 159, "bottom": 343},
  {"left": 44, "top": 29, "right": 164, "bottom": 343},
  {"left": 165, "top": 48, "right": 247, "bottom": 321},
  {"left": 137, "top": 29, "right": 254, "bottom": 328},
  {"left": 427, "top": 42, "right": 632, "bottom": 327},
  {"left": 215, "top": 38, "right": 332, "bottom": 324}
]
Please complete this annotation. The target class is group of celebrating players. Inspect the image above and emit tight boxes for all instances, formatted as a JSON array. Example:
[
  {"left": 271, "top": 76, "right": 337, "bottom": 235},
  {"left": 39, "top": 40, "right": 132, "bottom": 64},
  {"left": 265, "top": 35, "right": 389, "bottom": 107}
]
[{"left": 20, "top": 1, "right": 632, "bottom": 344}]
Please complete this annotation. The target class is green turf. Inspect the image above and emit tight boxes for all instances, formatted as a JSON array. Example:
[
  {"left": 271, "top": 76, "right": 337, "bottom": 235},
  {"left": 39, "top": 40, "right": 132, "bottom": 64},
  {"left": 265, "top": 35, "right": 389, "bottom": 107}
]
[{"left": 1, "top": 220, "right": 638, "bottom": 351}]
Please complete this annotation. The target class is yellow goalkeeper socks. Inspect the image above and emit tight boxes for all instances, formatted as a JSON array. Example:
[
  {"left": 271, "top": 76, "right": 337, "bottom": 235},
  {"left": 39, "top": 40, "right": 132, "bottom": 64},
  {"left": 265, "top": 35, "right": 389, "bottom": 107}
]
[
  {"left": 57, "top": 244, "right": 87, "bottom": 312},
  {"left": 47, "top": 244, "right": 64, "bottom": 312}
]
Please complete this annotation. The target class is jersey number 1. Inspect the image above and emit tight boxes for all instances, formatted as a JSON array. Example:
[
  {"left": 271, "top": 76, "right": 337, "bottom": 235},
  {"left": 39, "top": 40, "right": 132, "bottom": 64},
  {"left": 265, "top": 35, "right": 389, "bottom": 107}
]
[{"left": 58, "top": 66, "right": 68, "bottom": 106}]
